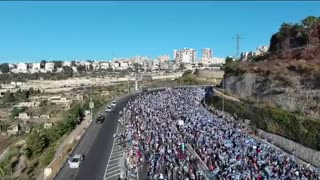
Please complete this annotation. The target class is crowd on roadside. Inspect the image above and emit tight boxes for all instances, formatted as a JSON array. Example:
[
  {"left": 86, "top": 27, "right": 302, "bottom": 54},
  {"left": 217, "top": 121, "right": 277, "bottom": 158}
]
[{"left": 118, "top": 88, "right": 320, "bottom": 180}]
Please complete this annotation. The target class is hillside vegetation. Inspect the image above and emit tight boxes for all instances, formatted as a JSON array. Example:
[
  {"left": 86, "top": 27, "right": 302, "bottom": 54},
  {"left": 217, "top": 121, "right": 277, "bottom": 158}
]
[
  {"left": 223, "top": 16, "right": 320, "bottom": 119},
  {"left": 218, "top": 16, "right": 320, "bottom": 150}
]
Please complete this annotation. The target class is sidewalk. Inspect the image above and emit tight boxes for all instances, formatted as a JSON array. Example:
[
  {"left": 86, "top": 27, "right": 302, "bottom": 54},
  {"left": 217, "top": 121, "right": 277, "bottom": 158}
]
[
  {"left": 54, "top": 115, "right": 91, "bottom": 158},
  {"left": 37, "top": 115, "right": 92, "bottom": 180}
]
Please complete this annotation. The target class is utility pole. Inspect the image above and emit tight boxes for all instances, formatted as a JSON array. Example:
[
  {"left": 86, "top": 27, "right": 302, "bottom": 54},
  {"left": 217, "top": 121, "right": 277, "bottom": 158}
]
[
  {"left": 127, "top": 77, "right": 130, "bottom": 93},
  {"left": 89, "top": 85, "right": 94, "bottom": 122},
  {"left": 233, "top": 33, "right": 241, "bottom": 60}
]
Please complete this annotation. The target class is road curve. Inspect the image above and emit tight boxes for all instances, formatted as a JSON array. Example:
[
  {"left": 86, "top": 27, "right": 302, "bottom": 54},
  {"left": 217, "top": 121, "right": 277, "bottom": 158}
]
[{"left": 54, "top": 93, "right": 138, "bottom": 180}]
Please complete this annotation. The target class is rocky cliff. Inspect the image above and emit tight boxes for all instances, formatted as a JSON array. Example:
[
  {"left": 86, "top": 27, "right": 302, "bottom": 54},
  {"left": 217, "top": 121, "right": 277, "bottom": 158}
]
[{"left": 222, "top": 16, "right": 320, "bottom": 119}]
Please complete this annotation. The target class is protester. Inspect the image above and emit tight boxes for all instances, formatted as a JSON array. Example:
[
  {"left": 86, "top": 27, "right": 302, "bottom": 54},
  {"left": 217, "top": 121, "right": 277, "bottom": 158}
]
[{"left": 119, "top": 88, "right": 320, "bottom": 180}]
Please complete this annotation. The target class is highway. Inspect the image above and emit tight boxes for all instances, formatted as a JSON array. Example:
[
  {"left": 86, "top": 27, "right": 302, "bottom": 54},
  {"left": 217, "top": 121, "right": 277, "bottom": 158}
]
[{"left": 55, "top": 93, "right": 137, "bottom": 180}]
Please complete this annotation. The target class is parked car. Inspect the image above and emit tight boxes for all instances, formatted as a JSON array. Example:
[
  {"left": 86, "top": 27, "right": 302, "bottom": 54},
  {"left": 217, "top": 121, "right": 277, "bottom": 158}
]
[{"left": 68, "top": 154, "right": 84, "bottom": 169}]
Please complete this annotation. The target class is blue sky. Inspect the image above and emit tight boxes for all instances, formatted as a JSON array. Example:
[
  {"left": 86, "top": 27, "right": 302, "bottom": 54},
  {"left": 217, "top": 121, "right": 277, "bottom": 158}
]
[{"left": 0, "top": 1, "right": 319, "bottom": 63}]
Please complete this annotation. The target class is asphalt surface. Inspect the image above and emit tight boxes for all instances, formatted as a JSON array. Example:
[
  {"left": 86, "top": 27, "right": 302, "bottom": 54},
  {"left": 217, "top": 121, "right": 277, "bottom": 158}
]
[{"left": 55, "top": 93, "right": 137, "bottom": 180}]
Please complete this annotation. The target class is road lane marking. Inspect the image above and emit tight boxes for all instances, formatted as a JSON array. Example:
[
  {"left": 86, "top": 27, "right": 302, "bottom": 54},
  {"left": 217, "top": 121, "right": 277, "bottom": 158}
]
[
  {"left": 107, "top": 164, "right": 120, "bottom": 171},
  {"left": 105, "top": 169, "right": 120, "bottom": 176},
  {"left": 108, "top": 162, "right": 119, "bottom": 167},
  {"left": 103, "top": 122, "right": 123, "bottom": 180},
  {"left": 104, "top": 172, "right": 120, "bottom": 179}
]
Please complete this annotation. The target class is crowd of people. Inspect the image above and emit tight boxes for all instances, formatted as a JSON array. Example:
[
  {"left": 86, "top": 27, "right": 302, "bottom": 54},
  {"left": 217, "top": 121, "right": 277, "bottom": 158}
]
[{"left": 118, "top": 87, "right": 320, "bottom": 180}]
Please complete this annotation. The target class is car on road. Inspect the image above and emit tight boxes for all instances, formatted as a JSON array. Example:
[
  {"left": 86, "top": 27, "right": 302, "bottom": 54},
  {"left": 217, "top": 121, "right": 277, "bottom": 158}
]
[
  {"left": 95, "top": 114, "right": 104, "bottom": 123},
  {"left": 105, "top": 105, "right": 113, "bottom": 113},
  {"left": 68, "top": 154, "right": 84, "bottom": 169},
  {"left": 111, "top": 100, "right": 116, "bottom": 107}
]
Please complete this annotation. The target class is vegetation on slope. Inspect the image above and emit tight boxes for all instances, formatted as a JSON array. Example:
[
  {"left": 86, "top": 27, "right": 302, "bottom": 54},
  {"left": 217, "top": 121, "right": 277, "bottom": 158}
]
[{"left": 208, "top": 95, "right": 320, "bottom": 150}]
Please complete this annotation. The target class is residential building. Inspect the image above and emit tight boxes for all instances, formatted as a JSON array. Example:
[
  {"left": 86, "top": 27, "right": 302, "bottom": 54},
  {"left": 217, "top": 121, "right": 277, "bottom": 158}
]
[
  {"left": 158, "top": 55, "right": 170, "bottom": 63},
  {"left": 17, "top": 63, "right": 28, "bottom": 73},
  {"left": 18, "top": 113, "right": 30, "bottom": 120},
  {"left": 7, "top": 125, "right": 20, "bottom": 136},
  {"left": 32, "top": 63, "right": 41, "bottom": 70},
  {"left": 111, "top": 62, "right": 120, "bottom": 69},
  {"left": 202, "top": 48, "right": 213, "bottom": 61},
  {"left": 40, "top": 114, "right": 50, "bottom": 119},
  {"left": 175, "top": 48, "right": 197, "bottom": 64},
  {"left": 101, "top": 62, "right": 110, "bottom": 70},
  {"left": 15, "top": 102, "right": 39, "bottom": 108},
  {"left": 120, "top": 62, "right": 129, "bottom": 69},
  {"left": 173, "top": 50, "right": 182, "bottom": 63},
  {"left": 240, "top": 45, "right": 269, "bottom": 61},
  {"left": 72, "top": 66, "right": 78, "bottom": 73},
  {"left": 240, "top": 52, "right": 249, "bottom": 61},
  {"left": 45, "top": 62, "right": 54, "bottom": 72},
  {"left": 63, "top": 61, "right": 71, "bottom": 67}
]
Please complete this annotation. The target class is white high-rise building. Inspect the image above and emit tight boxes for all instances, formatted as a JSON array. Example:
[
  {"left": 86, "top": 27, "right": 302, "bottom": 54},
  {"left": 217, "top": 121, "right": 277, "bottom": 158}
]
[
  {"left": 173, "top": 50, "right": 182, "bottom": 63},
  {"left": 202, "top": 48, "right": 213, "bottom": 60},
  {"left": 174, "top": 48, "right": 197, "bottom": 64}
]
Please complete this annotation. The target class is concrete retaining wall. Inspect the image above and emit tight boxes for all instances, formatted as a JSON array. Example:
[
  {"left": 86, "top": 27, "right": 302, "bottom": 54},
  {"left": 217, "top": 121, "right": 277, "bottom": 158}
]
[
  {"left": 195, "top": 69, "right": 224, "bottom": 79},
  {"left": 257, "top": 129, "right": 320, "bottom": 168}
]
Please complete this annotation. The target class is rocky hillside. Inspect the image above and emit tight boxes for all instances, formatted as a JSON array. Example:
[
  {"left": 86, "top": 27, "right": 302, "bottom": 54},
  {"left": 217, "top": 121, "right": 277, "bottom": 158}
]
[{"left": 222, "top": 16, "right": 320, "bottom": 119}]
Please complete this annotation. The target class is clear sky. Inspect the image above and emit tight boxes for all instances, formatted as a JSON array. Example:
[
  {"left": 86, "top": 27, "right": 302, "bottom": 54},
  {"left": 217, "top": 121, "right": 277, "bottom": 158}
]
[{"left": 0, "top": 1, "right": 319, "bottom": 63}]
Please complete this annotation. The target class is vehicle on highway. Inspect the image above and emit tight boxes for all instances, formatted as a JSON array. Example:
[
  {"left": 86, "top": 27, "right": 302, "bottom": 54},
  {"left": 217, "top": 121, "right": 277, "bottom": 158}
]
[
  {"left": 111, "top": 100, "right": 116, "bottom": 107},
  {"left": 68, "top": 154, "right": 84, "bottom": 169},
  {"left": 95, "top": 114, "right": 104, "bottom": 123},
  {"left": 105, "top": 105, "right": 113, "bottom": 113}
]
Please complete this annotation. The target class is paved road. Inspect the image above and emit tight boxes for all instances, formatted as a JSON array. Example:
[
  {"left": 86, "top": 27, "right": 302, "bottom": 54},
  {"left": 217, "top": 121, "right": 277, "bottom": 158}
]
[{"left": 55, "top": 94, "right": 136, "bottom": 180}]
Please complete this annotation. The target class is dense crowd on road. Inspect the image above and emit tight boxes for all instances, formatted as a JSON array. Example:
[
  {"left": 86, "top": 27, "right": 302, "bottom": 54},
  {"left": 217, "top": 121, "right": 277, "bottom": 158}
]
[{"left": 118, "top": 88, "right": 320, "bottom": 180}]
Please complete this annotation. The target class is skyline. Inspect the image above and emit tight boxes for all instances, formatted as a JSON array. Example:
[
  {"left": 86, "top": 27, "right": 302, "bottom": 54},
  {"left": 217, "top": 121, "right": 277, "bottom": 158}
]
[{"left": 0, "top": 1, "right": 320, "bottom": 63}]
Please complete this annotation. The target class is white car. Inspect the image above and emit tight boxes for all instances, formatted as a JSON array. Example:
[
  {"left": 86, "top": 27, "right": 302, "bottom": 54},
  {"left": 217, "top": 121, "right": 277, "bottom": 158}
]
[
  {"left": 105, "top": 106, "right": 113, "bottom": 113},
  {"left": 111, "top": 101, "right": 116, "bottom": 107},
  {"left": 68, "top": 154, "right": 84, "bottom": 169}
]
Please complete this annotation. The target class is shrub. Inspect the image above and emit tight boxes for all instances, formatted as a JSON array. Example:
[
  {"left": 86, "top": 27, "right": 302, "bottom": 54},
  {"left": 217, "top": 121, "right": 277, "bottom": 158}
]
[{"left": 39, "top": 147, "right": 55, "bottom": 167}]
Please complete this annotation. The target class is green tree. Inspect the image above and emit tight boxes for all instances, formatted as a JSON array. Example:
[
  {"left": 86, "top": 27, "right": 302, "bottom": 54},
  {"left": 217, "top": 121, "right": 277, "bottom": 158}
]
[
  {"left": 40, "top": 60, "right": 47, "bottom": 69},
  {"left": 302, "top": 16, "right": 320, "bottom": 46},
  {"left": 133, "top": 63, "right": 142, "bottom": 72},
  {"left": 2, "top": 91, "right": 15, "bottom": 103},
  {"left": 10, "top": 107, "right": 27, "bottom": 118},
  {"left": 15, "top": 89, "right": 30, "bottom": 101},
  {"left": 63, "top": 66, "right": 73, "bottom": 77},
  {"left": 26, "top": 132, "right": 49, "bottom": 158},
  {"left": 39, "top": 100, "right": 48, "bottom": 107},
  {"left": 225, "top": 57, "right": 234, "bottom": 64},
  {"left": 89, "top": 64, "right": 94, "bottom": 71},
  {"left": 179, "top": 63, "right": 185, "bottom": 70},
  {"left": 77, "top": 65, "right": 86, "bottom": 74},
  {"left": 0, "top": 63, "right": 9, "bottom": 73},
  {"left": 53, "top": 61, "right": 63, "bottom": 68}
]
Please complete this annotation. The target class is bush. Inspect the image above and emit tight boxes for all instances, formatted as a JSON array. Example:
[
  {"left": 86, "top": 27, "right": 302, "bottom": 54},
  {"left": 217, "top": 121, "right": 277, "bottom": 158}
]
[
  {"left": 10, "top": 106, "right": 27, "bottom": 118},
  {"left": 0, "top": 146, "right": 20, "bottom": 177},
  {"left": 39, "top": 147, "right": 55, "bottom": 167},
  {"left": 208, "top": 95, "right": 320, "bottom": 150}
]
